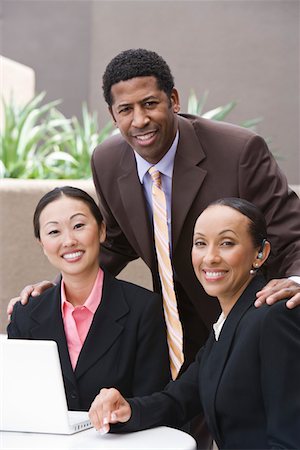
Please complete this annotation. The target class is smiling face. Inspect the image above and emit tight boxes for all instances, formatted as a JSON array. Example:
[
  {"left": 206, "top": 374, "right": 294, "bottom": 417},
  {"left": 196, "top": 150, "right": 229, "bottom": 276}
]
[
  {"left": 38, "top": 196, "right": 105, "bottom": 282},
  {"left": 109, "top": 76, "right": 180, "bottom": 164},
  {"left": 192, "top": 205, "right": 265, "bottom": 315}
]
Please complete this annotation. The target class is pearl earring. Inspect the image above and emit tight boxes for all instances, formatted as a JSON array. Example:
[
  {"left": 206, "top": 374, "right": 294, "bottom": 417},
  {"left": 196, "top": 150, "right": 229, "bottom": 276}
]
[{"left": 250, "top": 262, "right": 259, "bottom": 275}]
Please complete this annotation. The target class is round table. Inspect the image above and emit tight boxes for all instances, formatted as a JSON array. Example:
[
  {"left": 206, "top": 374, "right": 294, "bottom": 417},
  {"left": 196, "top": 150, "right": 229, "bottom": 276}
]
[{"left": 0, "top": 426, "right": 197, "bottom": 450}]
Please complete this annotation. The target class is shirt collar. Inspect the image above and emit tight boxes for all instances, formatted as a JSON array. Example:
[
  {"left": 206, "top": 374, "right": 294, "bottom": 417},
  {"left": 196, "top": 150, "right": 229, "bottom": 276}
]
[
  {"left": 61, "top": 268, "right": 104, "bottom": 317},
  {"left": 213, "top": 312, "right": 226, "bottom": 341},
  {"left": 134, "top": 130, "right": 179, "bottom": 183}
]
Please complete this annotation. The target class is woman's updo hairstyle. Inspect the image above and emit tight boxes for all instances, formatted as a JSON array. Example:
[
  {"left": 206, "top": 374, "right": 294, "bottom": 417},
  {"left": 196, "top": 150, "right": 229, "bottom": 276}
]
[{"left": 207, "top": 197, "right": 267, "bottom": 249}]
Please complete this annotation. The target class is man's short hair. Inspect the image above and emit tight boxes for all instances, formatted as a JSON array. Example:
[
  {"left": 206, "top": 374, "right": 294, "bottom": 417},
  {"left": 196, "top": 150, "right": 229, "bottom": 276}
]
[{"left": 102, "top": 48, "right": 175, "bottom": 106}]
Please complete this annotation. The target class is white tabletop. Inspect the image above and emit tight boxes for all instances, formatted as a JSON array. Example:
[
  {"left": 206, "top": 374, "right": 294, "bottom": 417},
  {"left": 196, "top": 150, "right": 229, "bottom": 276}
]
[{"left": 0, "top": 426, "right": 197, "bottom": 450}]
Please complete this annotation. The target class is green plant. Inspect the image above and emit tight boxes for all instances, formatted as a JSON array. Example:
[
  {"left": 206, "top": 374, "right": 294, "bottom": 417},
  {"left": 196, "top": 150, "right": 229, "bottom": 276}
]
[
  {"left": 187, "top": 89, "right": 263, "bottom": 131},
  {"left": 0, "top": 92, "right": 114, "bottom": 179},
  {"left": 44, "top": 104, "right": 114, "bottom": 179},
  {"left": 0, "top": 92, "right": 72, "bottom": 178},
  {"left": 0, "top": 89, "right": 270, "bottom": 180},
  {"left": 187, "top": 90, "right": 285, "bottom": 158}
]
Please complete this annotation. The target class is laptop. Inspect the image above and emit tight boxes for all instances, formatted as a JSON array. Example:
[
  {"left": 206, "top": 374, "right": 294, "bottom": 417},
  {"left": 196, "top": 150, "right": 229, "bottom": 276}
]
[{"left": 0, "top": 338, "right": 92, "bottom": 434}]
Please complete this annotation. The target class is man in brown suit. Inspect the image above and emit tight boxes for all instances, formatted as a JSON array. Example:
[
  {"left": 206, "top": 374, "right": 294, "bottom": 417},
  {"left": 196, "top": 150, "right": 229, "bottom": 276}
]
[{"left": 92, "top": 49, "right": 300, "bottom": 371}]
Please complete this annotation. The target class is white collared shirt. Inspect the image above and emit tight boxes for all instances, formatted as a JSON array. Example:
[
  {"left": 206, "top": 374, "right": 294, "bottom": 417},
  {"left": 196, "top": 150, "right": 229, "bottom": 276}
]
[{"left": 213, "top": 312, "right": 226, "bottom": 341}]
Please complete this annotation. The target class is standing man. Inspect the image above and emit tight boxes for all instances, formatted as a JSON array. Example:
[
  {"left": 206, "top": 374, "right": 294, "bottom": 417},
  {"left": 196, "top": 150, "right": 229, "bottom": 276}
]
[{"left": 92, "top": 48, "right": 300, "bottom": 374}]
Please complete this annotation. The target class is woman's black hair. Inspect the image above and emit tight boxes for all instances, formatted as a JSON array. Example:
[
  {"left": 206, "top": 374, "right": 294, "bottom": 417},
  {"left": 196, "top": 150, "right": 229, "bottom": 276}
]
[
  {"left": 33, "top": 186, "right": 103, "bottom": 239},
  {"left": 207, "top": 197, "right": 267, "bottom": 249}
]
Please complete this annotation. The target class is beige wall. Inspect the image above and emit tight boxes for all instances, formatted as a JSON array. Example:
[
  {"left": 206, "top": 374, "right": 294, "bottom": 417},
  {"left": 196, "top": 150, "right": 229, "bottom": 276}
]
[
  {"left": 1, "top": 0, "right": 299, "bottom": 183},
  {"left": 0, "top": 56, "right": 35, "bottom": 130},
  {"left": 0, "top": 0, "right": 92, "bottom": 119}
]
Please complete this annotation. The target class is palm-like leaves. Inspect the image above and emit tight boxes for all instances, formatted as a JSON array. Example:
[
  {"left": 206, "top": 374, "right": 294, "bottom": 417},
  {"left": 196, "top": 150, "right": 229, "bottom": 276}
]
[
  {"left": 0, "top": 90, "right": 266, "bottom": 179},
  {"left": 0, "top": 92, "right": 71, "bottom": 178},
  {"left": 0, "top": 94, "right": 114, "bottom": 179},
  {"left": 187, "top": 89, "right": 263, "bottom": 131},
  {"left": 46, "top": 105, "right": 114, "bottom": 179}
]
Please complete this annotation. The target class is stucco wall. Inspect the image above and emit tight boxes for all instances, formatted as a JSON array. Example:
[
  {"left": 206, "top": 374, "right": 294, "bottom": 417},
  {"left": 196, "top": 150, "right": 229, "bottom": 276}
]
[{"left": 0, "top": 55, "right": 35, "bottom": 130}]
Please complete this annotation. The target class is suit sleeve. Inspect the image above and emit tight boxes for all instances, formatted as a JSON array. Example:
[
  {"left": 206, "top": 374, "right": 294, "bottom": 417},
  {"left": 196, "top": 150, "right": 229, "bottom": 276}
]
[
  {"left": 91, "top": 151, "right": 139, "bottom": 276},
  {"left": 112, "top": 349, "right": 203, "bottom": 433},
  {"left": 131, "top": 292, "right": 171, "bottom": 396},
  {"left": 7, "top": 312, "right": 21, "bottom": 338},
  {"left": 238, "top": 135, "right": 300, "bottom": 278},
  {"left": 260, "top": 302, "right": 300, "bottom": 448},
  {"left": 7, "top": 301, "right": 29, "bottom": 338}
]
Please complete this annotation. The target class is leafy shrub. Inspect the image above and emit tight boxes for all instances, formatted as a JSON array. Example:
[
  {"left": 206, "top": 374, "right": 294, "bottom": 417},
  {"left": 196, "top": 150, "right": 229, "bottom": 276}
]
[{"left": 0, "top": 92, "right": 114, "bottom": 179}]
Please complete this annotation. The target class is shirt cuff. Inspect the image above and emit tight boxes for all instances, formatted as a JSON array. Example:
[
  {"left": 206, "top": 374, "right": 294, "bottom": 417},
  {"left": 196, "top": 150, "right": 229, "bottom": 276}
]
[{"left": 289, "top": 276, "right": 300, "bottom": 285}]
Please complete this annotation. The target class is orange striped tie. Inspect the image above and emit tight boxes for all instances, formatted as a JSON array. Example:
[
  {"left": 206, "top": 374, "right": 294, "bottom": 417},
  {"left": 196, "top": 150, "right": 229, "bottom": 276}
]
[{"left": 149, "top": 167, "right": 184, "bottom": 379}]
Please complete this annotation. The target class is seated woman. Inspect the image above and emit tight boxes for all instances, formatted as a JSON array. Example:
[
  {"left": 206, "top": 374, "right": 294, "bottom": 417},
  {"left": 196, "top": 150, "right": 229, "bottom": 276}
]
[
  {"left": 7, "top": 186, "right": 171, "bottom": 411},
  {"left": 88, "top": 197, "right": 300, "bottom": 449}
]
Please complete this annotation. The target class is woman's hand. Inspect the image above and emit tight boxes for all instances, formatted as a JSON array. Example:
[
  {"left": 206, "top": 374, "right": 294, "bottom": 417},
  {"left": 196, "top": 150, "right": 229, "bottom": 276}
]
[{"left": 89, "top": 388, "right": 132, "bottom": 434}]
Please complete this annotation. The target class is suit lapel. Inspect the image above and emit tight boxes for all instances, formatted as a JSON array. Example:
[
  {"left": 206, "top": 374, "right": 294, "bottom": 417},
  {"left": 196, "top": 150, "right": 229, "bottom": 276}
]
[
  {"left": 75, "top": 272, "right": 129, "bottom": 379},
  {"left": 115, "top": 116, "right": 210, "bottom": 265},
  {"left": 172, "top": 116, "right": 207, "bottom": 250},
  {"left": 117, "top": 142, "right": 155, "bottom": 268},
  {"left": 115, "top": 116, "right": 209, "bottom": 264},
  {"left": 201, "top": 276, "right": 266, "bottom": 443},
  {"left": 29, "top": 284, "right": 76, "bottom": 388}
]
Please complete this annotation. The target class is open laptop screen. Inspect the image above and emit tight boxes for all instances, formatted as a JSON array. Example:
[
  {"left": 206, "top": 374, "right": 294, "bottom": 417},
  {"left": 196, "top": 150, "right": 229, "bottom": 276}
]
[{"left": 0, "top": 338, "right": 91, "bottom": 434}]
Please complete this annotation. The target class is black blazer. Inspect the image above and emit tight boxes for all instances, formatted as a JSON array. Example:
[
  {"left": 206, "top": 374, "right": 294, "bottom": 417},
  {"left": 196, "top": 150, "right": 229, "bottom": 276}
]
[
  {"left": 119, "top": 277, "right": 300, "bottom": 449},
  {"left": 7, "top": 271, "right": 171, "bottom": 411}
]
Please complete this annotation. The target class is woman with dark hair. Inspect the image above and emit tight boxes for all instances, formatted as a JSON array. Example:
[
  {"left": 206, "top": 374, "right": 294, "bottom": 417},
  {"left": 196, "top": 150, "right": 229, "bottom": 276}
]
[
  {"left": 89, "top": 198, "right": 300, "bottom": 449},
  {"left": 8, "top": 186, "right": 170, "bottom": 411}
]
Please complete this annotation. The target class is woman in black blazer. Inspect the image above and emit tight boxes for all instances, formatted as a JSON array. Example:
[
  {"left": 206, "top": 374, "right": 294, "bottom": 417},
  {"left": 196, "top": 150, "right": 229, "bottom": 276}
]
[
  {"left": 8, "top": 186, "right": 170, "bottom": 411},
  {"left": 88, "top": 198, "right": 300, "bottom": 449}
]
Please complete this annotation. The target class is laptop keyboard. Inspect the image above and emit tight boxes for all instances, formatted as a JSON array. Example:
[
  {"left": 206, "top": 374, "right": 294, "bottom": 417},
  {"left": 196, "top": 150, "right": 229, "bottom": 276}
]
[{"left": 68, "top": 411, "right": 91, "bottom": 427}]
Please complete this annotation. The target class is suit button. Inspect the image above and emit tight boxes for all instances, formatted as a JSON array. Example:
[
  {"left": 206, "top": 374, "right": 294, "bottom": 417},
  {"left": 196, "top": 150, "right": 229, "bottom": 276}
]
[{"left": 71, "top": 392, "right": 77, "bottom": 399}]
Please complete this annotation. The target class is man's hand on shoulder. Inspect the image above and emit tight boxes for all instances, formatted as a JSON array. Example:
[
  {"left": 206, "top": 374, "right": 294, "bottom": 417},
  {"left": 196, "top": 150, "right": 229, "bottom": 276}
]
[
  {"left": 7, "top": 280, "right": 54, "bottom": 319},
  {"left": 255, "top": 278, "right": 300, "bottom": 309}
]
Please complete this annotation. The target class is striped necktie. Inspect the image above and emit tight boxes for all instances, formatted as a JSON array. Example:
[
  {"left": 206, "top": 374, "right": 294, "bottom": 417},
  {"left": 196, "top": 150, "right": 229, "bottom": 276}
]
[{"left": 148, "top": 166, "right": 184, "bottom": 379}]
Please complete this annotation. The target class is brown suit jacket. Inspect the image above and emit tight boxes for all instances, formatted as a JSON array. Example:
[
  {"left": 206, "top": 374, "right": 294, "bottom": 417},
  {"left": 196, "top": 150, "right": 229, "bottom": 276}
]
[{"left": 91, "top": 114, "right": 300, "bottom": 367}]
